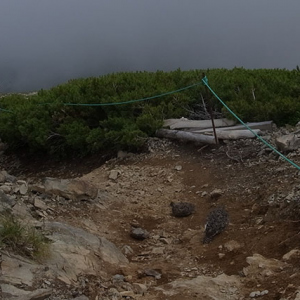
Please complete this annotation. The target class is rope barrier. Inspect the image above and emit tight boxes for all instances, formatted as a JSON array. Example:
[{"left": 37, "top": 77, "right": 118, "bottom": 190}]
[
  {"left": 62, "top": 82, "right": 203, "bottom": 106},
  {"left": 1, "top": 82, "right": 203, "bottom": 111},
  {"left": 201, "top": 76, "right": 300, "bottom": 172},
  {"left": 2, "top": 75, "right": 300, "bottom": 172},
  {"left": 0, "top": 108, "right": 13, "bottom": 113}
]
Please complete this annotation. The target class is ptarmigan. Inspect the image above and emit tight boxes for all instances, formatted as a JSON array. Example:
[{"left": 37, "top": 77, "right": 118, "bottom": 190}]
[
  {"left": 203, "top": 206, "right": 229, "bottom": 244},
  {"left": 170, "top": 202, "right": 195, "bottom": 217}
]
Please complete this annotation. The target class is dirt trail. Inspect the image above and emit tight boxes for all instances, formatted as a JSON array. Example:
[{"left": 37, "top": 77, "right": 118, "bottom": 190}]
[
  {"left": 4, "top": 138, "right": 300, "bottom": 299},
  {"left": 37, "top": 139, "right": 300, "bottom": 299}
]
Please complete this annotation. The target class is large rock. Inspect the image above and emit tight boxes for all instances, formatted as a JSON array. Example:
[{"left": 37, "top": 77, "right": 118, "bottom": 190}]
[
  {"left": 243, "top": 253, "right": 287, "bottom": 278},
  {"left": 2, "top": 285, "right": 52, "bottom": 300},
  {"left": 0, "top": 170, "right": 17, "bottom": 183},
  {"left": 275, "top": 131, "right": 300, "bottom": 152},
  {"left": 1, "top": 283, "right": 31, "bottom": 298},
  {"left": 12, "top": 202, "right": 35, "bottom": 224},
  {"left": 1, "top": 222, "right": 128, "bottom": 297},
  {"left": 18, "top": 288, "right": 52, "bottom": 300},
  {"left": 155, "top": 273, "right": 241, "bottom": 299},
  {"left": 45, "top": 222, "right": 128, "bottom": 284},
  {"left": 1, "top": 254, "right": 43, "bottom": 287},
  {"left": 43, "top": 178, "right": 98, "bottom": 201},
  {"left": 0, "top": 189, "right": 15, "bottom": 212},
  {"left": 282, "top": 249, "right": 300, "bottom": 261}
]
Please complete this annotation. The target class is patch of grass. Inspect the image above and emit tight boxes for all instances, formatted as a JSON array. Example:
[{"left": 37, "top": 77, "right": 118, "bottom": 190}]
[{"left": 0, "top": 214, "right": 50, "bottom": 260}]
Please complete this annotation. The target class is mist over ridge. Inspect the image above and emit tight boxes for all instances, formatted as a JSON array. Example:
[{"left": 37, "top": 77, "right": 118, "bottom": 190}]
[{"left": 0, "top": 1, "right": 299, "bottom": 92}]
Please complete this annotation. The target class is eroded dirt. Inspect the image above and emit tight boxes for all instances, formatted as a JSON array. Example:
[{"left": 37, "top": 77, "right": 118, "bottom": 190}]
[{"left": 4, "top": 138, "right": 300, "bottom": 299}]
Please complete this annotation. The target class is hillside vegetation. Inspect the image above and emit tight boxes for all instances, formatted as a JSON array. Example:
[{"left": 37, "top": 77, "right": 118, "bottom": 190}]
[{"left": 0, "top": 68, "right": 299, "bottom": 157}]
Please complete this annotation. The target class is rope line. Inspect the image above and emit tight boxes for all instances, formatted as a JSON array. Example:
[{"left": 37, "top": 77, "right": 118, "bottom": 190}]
[
  {"left": 1, "top": 82, "right": 202, "bottom": 111},
  {"left": 0, "top": 108, "right": 13, "bottom": 113},
  {"left": 61, "top": 82, "right": 202, "bottom": 106},
  {"left": 2, "top": 76, "right": 300, "bottom": 172},
  {"left": 201, "top": 77, "right": 300, "bottom": 171}
]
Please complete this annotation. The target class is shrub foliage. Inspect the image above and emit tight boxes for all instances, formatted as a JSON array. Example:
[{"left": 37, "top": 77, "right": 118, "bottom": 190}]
[
  {"left": 0, "top": 214, "right": 49, "bottom": 260},
  {"left": 0, "top": 68, "right": 299, "bottom": 157}
]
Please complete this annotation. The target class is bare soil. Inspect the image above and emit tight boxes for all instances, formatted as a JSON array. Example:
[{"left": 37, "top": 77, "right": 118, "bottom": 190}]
[{"left": 4, "top": 139, "right": 300, "bottom": 299}]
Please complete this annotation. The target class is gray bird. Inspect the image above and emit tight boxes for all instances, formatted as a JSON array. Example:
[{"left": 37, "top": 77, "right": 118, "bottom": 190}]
[
  {"left": 203, "top": 207, "right": 229, "bottom": 244},
  {"left": 170, "top": 202, "right": 195, "bottom": 217}
]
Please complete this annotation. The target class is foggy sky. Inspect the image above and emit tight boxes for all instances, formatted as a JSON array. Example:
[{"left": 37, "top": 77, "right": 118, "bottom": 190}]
[{"left": 0, "top": 1, "right": 299, "bottom": 92}]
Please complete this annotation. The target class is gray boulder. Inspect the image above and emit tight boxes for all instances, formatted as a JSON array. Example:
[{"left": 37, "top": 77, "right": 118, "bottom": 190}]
[
  {"left": 155, "top": 273, "right": 241, "bottom": 299},
  {"left": 43, "top": 177, "right": 98, "bottom": 201},
  {"left": 275, "top": 131, "right": 300, "bottom": 152},
  {"left": 45, "top": 222, "right": 128, "bottom": 284},
  {"left": 0, "top": 189, "right": 15, "bottom": 212}
]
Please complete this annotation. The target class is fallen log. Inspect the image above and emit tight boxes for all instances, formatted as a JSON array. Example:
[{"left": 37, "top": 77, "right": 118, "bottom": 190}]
[
  {"left": 156, "top": 129, "right": 216, "bottom": 144},
  {"left": 191, "top": 121, "right": 273, "bottom": 134},
  {"left": 163, "top": 118, "right": 236, "bottom": 130},
  {"left": 205, "top": 129, "right": 261, "bottom": 140},
  {"left": 156, "top": 128, "right": 261, "bottom": 144}
]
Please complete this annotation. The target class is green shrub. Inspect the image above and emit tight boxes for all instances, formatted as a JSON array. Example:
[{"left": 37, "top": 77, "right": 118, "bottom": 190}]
[{"left": 0, "top": 68, "right": 299, "bottom": 158}]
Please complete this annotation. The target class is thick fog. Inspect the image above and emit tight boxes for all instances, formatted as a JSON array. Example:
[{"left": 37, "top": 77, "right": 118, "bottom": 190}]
[{"left": 0, "top": 1, "right": 299, "bottom": 92}]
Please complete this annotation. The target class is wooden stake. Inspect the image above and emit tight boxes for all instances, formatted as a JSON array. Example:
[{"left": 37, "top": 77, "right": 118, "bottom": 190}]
[{"left": 202, "top": 73, "right": 218, "bottom": 144}]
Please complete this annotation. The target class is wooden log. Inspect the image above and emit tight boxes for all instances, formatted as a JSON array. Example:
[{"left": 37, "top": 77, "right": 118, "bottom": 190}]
[
  {"left": 191, "top": 121, "right": 273, "bottom": 134},
  {"left": 156, "top": 129, "right": 216, "bottom": 144},
  {"left": 206, "top": 129, "right": 261, "bottom": 140},
  {"left": 156, "top": 128, "right": 261, "bottom": 144},
  {"left": 163, "top": 118, "right": 236, "bottom": 130}
]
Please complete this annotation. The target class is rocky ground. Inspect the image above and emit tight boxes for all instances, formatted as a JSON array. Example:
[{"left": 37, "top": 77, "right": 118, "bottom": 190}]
[{"left": 2, "top": 128, "right": 300, "bottom": 299}]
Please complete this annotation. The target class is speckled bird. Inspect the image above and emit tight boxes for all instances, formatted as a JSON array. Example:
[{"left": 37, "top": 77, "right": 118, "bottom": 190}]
[
  {"left": 203, "top": 206, "right": 229, "bottom": 244},
  {"left": 170, "top": 201, "right": 195, "bottom": 217}
]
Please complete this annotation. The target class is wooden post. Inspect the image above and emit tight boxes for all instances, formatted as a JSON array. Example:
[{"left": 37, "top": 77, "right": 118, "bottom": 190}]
[{"left": 202, "top": 73, "right": 218, "bottom": 144}]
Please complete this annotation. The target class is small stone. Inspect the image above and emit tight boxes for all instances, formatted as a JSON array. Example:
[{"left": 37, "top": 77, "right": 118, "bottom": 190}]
[
  {"left": 124, "top": 275, "right": 133, "bottom": 282},
  {"left": 255, "top": 217, "right": 264, "bottom": 225},
  {"left": 132, "top": 283, "right": 147, "bottom": 295},
  {"left": 112, "top": 274, "right": 125, "bottom": 283},
  {"left": 109, "top": 170, "right": 120, "bottom": 180},
  {"left": 108, "top": 288, "right": 121, "bottom": 298},
  {"left": 19, "top": 184, "right": 28, "bottom": 195},
  {"left": 143, "top": 269, "right": 161, "bottom": 279},
  {"left": 260, "top": 290, "right": 269, "bottom": 295},
  {"left": 119, "top": 291, "right": 135, "bottom": 297},
  {"left": 152, "top": 247, "right": 165, "bottom": 254},
  {"left": 122, "top": 245, "right": 134, "bottom": 255},
  {"left": 210, "top": 189, "right": 223, "bottom": 200},
  {"left": 224, "top": 240, "right": 242, "bottom": 252},
  {"left": 174, "top": 165, "right": 182, "bottom": 171},
  {"left": 34, "top": 198, "right": 48, "bottom": 210},
  {"left": 218, "top": 253, "right": 225, "bottom": 259},
  {"left": 159, "top": 238, "right": 171, "bottom": 244},
  {"left": 130, "top": 228, "right": 149, "bottom": 240},
  {"left": 249, "top": 291, "right": 261, "bottom": 298},
  {"left": 201, "top": 191, "right": 208, "bottom": 197}
]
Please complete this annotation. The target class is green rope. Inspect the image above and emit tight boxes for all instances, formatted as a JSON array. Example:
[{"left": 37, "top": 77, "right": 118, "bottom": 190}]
[
  {"left": 0, "top": 108, "right": 13, "bottom": 113},
  {"left": 62, "top": 82, "right": 203, "bottom": 106},
  {"left": 202, "top": 76, "right": 300, "bottom": 171},
  {"left": 2, "top": 82, "right": 203, "bottom": 111}
]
